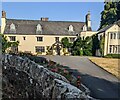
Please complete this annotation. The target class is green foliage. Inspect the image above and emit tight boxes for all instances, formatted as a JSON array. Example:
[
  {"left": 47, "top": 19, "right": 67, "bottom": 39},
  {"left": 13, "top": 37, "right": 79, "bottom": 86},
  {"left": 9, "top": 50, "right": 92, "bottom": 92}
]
[
  {"left": 72, "top": 36, "right": 93, "bottom": 56},
  {"left": 99, "top": 2, "right": 120, "bottom": 30},
  {"left": 61, "top": 37, "right": 71, "bottom": 48},
  {"left": 91, "top": 35, "right": 100, "bottom": 56},
  {"left": 100, "top": 36, "right": 105, "bottom": 56},
  {"left": 117, "top": 1, "right": 120, "bottom": 20},
  {"left": 105, "top": 54, "right": 120, "bottom": 59},
  {"left": 0, "top": 34, "right": 19, "bottom": 53},
  {"left": 46, "top": 46, "right": 53, "bottom": 55}
]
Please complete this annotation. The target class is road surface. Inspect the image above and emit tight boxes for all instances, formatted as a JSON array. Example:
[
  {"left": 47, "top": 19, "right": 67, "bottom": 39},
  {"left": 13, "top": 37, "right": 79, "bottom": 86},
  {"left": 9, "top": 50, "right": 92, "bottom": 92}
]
[{"left": 42, "top": 55, "right": 120, "bottom": 99}]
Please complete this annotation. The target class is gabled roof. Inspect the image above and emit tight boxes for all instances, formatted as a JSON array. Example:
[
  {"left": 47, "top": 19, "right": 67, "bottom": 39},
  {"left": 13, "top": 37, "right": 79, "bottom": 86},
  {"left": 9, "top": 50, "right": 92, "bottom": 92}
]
[
  {"left": 98, "top": 20, "right": 120, "bottom": 34},
  {"left": 115, "top": 20, "right": 120, "bottom": 27},
  {"left": 4, "top": 19, "right": 85, "bottom": 36}
]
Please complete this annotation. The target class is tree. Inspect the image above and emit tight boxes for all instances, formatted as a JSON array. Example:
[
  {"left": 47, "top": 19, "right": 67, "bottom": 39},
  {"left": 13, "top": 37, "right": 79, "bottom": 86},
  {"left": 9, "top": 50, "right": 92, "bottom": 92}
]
[
  {"left": 61, "top": 37, "right": 70, "bottom": 48},
  {"left": 92, "top": 34, "right": 100, "bottom": 56},
  {"left": 99, "top": 1, "right": 120, "bottom": 30},
  {"left": 71, "top": 36, "right": 93, "bottom": 56},
  {"left": 72, "top": 37, "right": 83, "bottom": 56},
  {"left": 117, "top": 1, "right": 120, "bottom": 20},
  {"left": 0, "top": 34, "right": 19, "bottom": 53}
]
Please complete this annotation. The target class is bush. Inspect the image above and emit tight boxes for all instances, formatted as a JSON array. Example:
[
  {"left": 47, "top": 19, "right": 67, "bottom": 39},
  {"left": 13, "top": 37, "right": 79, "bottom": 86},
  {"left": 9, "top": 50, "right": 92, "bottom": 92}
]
[
  {"left": 105, "top": 54, "right": 120, "bottom": 59},
  {"left": 17, "top": 52, "right": 33, "bottom": 57}
]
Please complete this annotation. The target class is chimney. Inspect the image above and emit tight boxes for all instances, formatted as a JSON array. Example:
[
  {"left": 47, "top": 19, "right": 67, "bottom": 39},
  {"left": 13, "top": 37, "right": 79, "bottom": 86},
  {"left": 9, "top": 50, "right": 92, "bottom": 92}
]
[
  {"left": 41, "top": 17, "right": 49, "bottom": 21},
  {"left": 85, "top": 11, "right": 91, "bottom": 31},
  {"left": 2, "top": 10, "right": 6, "bottom": 18}
]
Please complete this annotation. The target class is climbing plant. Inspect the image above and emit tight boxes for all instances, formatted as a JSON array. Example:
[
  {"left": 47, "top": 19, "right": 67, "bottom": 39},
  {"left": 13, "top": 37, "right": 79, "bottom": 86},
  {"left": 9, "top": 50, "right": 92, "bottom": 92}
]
[
  {"left": 0, "top": 34, "right": 19, "bottom": 53},
  {"left": 100, "top": 36, "right": 105, "bottom": 56}
]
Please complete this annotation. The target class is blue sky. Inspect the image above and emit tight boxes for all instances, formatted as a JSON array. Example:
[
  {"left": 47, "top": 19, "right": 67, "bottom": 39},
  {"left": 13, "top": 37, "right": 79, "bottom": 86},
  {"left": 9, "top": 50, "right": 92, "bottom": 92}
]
[{"left": 2, "top": 2, "right": 104, "bottom": 31}]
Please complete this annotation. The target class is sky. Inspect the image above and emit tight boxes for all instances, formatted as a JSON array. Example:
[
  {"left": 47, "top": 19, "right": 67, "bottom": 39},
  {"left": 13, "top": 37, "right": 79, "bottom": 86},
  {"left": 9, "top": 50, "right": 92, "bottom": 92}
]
[{"left": 2, "top": 2, "right": 104, "bottom": 31}]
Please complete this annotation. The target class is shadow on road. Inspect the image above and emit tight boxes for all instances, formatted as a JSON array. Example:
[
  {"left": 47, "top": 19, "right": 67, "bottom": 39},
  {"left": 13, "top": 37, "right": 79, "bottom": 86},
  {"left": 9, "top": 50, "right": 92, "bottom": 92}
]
[{"left": 65, "top": 68, "right": 120, "bottom": 100}]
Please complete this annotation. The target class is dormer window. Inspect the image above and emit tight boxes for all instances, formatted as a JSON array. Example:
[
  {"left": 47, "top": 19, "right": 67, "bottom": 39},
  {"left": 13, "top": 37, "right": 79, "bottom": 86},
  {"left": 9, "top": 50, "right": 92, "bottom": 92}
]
[
  {"left": 68, "top": 25, "right": 74, "bottom": 32},
  {"left": 83, "top": 25, "right": 87, "bottom": 31},
  {"left": 36, "top": 24, "right": 42, "bottom": 33},
  {"left": 10, "top": 23, "right": 16, "bottom": 33}
]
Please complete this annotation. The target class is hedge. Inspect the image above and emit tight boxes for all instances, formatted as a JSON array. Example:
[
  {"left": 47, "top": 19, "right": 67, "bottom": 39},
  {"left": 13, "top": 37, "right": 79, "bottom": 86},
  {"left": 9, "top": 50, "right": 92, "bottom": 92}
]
[{"left": 105, "top": 54, "right": 120, "bottom": 59}]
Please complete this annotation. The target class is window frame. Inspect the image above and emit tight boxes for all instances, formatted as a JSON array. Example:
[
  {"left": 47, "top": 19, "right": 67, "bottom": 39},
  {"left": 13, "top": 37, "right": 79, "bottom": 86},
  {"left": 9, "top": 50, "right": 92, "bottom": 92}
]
[
  {"left": 23, "top": 36, "right": 26, "bottom": 40},
  {"left": 110, "top": 33, "right": 113, "bottom": 39},
  {"left": 36, "top": 37, "right": 43, "bottom": 42},
  {"left": 9, "top": 36, "right": 16, "bottom": 41},
  {"left": 113, "top": 33, "right": 116, "bottom": 39},
  {"left": 35, "top": 46, "right": 45, "bottom": 53},
  {"left": 55, "top": 37, "right": 59, "bottom": 42}
]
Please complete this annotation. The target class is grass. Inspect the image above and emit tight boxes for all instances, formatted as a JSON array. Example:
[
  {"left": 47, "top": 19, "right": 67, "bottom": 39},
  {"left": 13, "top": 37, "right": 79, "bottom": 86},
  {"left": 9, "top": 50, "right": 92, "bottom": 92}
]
[{"left": 89, "top": 57, "right": 120, "bottom": 79}]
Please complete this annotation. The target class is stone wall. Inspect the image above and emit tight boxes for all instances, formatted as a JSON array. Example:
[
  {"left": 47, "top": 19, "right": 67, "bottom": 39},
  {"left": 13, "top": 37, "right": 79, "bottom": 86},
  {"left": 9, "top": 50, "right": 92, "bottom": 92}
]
[{"left": 2, "top": 54, "right": 90, "bottom": 99}]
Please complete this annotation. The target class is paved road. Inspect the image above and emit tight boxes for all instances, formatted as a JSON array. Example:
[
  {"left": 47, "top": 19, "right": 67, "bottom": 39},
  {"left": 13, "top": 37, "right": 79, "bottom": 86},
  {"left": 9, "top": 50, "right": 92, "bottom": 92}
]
[
  {"left": 0, "top": 66, "right": 2, "bottom": 99},
  {"left": 42, "top": 55, "right": 120, "bottom": 99}
]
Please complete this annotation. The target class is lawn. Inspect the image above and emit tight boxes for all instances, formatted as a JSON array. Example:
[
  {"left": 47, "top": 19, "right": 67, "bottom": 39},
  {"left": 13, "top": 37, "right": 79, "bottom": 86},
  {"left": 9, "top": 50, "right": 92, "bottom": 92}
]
[{"left": 89, "top": 57, "right": 120, "bottom": 79}]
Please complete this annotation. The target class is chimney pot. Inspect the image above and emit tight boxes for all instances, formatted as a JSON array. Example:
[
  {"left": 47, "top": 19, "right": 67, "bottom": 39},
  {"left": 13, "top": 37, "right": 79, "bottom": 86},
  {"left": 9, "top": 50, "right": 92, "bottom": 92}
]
[
  {"left": 2, "top": 11, "right": 6, "bottom": 18},
  {"left": 41, "top": 17, "right": 49, "bottom": 21}
]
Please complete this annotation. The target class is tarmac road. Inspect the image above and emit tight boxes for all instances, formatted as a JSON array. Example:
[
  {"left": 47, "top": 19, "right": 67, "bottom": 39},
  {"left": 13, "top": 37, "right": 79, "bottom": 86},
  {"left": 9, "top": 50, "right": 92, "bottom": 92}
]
[{"left": 42, "top": 55, "right": 120, "bottom": 100}]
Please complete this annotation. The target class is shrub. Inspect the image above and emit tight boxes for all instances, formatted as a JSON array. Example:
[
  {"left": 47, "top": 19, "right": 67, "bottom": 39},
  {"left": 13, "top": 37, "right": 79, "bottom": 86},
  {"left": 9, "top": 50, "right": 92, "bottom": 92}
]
[{"left": 105, "top": 54, "right": 120, "bottom": 59}]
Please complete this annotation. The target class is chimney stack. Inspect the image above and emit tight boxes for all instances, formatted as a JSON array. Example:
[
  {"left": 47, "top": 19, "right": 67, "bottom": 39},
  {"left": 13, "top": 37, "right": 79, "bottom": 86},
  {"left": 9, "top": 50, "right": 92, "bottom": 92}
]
[
  {"left": 2, "top": 10, "right": 6, "bottom": 18},
  {"left": 85, "top": 11, "right": 91, "bottom": 31},
  {"left": 41, "top": 17, "right": 49, "bottom": 21}
]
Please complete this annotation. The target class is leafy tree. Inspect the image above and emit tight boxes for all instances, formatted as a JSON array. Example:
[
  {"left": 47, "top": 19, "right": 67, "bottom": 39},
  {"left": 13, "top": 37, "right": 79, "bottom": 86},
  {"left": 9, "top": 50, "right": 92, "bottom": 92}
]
[
  {"left": 72, "top": 37, "right": 83, "bottom": 56},
  {"left": 92, "top": 35, "right": 100, "bottom": 56},
  {"left": 61, "top": 37, "right": 70, "bottom": 48},
  {"left": 71, "top": 36, "right": 93, "bottom": 56},
  {"left": 0, "top": 34, "right": 19, "bottom": 53},
  {"left": 117, "top": 1, "right": 120, "bottom": 20},
  {"left": 99, "top": 1, "right": 119, "bottom": 30}
]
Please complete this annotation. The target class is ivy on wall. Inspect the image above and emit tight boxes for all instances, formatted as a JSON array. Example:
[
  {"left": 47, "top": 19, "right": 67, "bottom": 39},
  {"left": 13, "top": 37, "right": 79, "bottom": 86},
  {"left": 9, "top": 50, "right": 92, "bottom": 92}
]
[{"left": 100, "top": 36, "right": 105, "bottom": 56}]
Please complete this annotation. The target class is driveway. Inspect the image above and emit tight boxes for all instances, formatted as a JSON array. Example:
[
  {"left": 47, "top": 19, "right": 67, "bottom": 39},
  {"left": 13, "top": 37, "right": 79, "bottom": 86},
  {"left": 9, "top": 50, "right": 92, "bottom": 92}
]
[
  {"left": 0, "top": 67, "right": 2, "bottom": 99},
  {"left": 42, "top": 55, "right": 120, "bottom": 99}
]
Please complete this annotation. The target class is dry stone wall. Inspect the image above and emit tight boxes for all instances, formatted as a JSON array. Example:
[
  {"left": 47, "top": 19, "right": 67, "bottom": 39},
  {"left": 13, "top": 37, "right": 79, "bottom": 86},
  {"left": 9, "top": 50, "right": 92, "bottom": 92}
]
[{"left": 2, "top": 54, "right": 91, "bottom": 99}]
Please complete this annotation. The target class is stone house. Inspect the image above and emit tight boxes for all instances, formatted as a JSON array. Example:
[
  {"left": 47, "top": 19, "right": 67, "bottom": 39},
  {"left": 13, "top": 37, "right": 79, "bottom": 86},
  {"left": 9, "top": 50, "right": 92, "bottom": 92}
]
[{"left": 1, "top": 11, "right": 97, "bottom": 55}]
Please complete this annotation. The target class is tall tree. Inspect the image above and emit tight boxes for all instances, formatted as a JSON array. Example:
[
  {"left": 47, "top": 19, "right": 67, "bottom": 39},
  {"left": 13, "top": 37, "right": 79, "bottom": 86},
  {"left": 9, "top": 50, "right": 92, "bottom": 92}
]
[
  {"left": 117, "top": 1, "right": 120, "bottom": 20},
  {"left": 99, "top": 1, "right": 118, "bottom": 30}
]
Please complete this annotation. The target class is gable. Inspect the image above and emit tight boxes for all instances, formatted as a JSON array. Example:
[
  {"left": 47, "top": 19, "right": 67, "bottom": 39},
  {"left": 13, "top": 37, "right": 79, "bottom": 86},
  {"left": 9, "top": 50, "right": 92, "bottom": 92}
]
[{"left": 106, "top": 24, "right": 120, "bottom": 33}]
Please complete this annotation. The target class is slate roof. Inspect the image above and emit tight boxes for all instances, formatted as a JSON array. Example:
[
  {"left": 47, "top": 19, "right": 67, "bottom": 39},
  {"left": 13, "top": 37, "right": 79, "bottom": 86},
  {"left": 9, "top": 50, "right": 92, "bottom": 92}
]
[
  {"left": 98, "top": 20, "right": 120, "bottom": 33},
  {"left": 4, "top": 19, "right": 85, "bottom": 36}
]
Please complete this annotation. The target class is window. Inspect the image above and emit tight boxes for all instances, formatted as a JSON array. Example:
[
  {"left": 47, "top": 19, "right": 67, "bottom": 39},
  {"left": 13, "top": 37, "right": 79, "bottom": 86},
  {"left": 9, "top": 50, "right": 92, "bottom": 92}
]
[
  {"left": 109, "top": 45, "right": 112, "bottom": 53},
  {"left": 118, "top": 45, "right": 120, "bottom": 53},
  {"left": 23, "top": 36, "right": 26, "bottom": 40},
  {"left": 36, "top": 37, "right": 43, "bottom": 42},
  {"left": 110, "top": 33, "right": 113, "bottom": 39},
  {"left": 11, "top": 46, "right": 18, "bottom": 53},
  {"left": 70, "top": 37, "right": 75, "bottom": 42},
  {"left": 115, "top": 46, "right": 118, "bottom": 53},
  {"left": 36, "top": 24, "right": 42, "bottom": 33},
  {"left": 118, "top": 33, "right": 120, "bottom": 39},
  {"left": 83, "top": 25, "right": 87, "bottom": 31},
  {"left": 9, "top": 36, "right": 16, "bottom": 41},
  {"left": 35, "top": 46, "right": 45, "bottom": 52},
  {"left": 68, "top": 25, "right": 74, "bottom": 32},
  {"left": 55, "top": 37, "right": 59, "bottom": 42},
  {"left": 10, "top": 23, "right": 16, "bottom": 33},
  {"left": 113, "top": 33, "right": 116, "bottom": 39}
]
